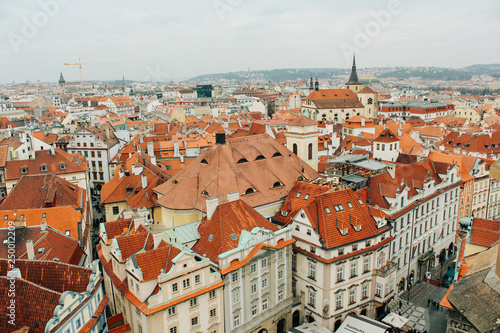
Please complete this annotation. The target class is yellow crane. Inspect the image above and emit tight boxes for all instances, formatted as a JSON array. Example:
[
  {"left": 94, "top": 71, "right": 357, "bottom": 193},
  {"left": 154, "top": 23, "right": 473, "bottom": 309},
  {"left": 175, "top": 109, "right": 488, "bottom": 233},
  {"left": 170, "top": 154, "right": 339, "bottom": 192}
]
[{"left": 64, "top": 57, "right": 122, "bottom": 92}]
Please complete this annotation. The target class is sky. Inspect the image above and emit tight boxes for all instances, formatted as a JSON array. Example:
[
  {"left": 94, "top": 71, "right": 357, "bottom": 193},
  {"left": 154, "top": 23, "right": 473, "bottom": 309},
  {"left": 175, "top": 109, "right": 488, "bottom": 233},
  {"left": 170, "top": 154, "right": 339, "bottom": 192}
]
[{"left": 0, "top": 0, "right": 499, "bottom": 83}]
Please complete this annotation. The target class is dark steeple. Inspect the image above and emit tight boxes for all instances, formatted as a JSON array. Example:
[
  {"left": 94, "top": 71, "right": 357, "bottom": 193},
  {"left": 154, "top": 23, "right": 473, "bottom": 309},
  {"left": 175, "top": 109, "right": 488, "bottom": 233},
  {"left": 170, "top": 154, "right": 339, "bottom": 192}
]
[
  {"left": 346, "top": 54, "right": 360, "bottom": 85},
  {"left": 314, "top": 75, "right": 319, "bottom": 91},
  {"left": 59, "top": 72, "right": 65, "bottom": 84},
  {"left": 309, "top": 76, "right": 314, "bottom": 90}
]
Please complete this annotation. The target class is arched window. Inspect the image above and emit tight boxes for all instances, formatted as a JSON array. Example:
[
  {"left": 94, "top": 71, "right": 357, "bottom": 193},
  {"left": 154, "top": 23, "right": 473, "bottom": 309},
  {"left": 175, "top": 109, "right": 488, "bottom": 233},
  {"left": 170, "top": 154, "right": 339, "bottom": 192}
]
[
  {"left": 308, "top": 143, "right": 313, "bottom": 160},
  {"left": 368, "top": 98, "right": 373, "bottom": 105},
  {"left": 292, "top": 143, "right": 298, "bottom": 155}
]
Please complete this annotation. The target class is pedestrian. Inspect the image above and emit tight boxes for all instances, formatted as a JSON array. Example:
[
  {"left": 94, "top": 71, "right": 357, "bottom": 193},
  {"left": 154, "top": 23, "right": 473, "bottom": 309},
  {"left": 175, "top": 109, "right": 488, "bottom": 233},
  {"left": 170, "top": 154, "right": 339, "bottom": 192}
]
[
  {"left": 399, "top": 300, "right": 402, "bottom": 308},
  {"left": 427, "top": 299, "right": 430, "bottom": 307}
]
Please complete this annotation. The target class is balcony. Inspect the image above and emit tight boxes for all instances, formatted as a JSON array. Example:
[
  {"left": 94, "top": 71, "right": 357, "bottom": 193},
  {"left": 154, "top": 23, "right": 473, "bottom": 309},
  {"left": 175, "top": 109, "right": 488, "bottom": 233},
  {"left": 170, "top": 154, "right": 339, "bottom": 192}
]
[{"left": 375, "top": 261, "right": 396, "bottom": 278}]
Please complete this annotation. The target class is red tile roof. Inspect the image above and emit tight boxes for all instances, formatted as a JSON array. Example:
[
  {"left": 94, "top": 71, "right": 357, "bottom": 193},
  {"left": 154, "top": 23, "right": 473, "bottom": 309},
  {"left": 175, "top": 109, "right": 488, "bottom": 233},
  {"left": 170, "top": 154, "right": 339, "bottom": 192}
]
[
  {"left": 115, "top": 230, "right": 154, "bottom": 262},
  {"left": 133, "top": 242, "right": 182, "bottom": 281},
  {"left": 470, "top": 218, "right": 500, "bottom": 248},
  {"left": 287, "top": 115, "right": 317, "bottom": 127},
  {"left": 193, "top": 199, "right": 278, "bottom": 264}
]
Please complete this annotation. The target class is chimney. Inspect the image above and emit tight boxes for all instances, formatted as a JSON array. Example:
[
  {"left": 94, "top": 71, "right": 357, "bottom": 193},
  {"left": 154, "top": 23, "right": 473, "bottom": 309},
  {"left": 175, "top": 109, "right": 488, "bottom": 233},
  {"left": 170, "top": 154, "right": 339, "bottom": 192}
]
[
  {"left": 147, "top": 141, "right": 154, "bottom": 157},
  {"left": 40, "top": 221, "right": 47, "bottom": 232},
  {"left": 173, "top": 141, "right": 180, "bottom": 157},
  {"left": 361, "top": 117, "right": 365, "bottom": 127},
  {"left": 26, "top": 240, "right": 35, "bottom": 260},
  {"left": 206, "top": 197, "right": 218, "bottom": 220},
  {"left": 50, "top": 147, "right": 55, "bottom": 155},
  {"left": 118, "top": 168, "right": 125, "bottom": 179},
  {"left": 151, "top": 155, "right": 157, "bottom": 166},
  {"left": 180, "top": 155, "right": 184, "bottom": 164},
  {"left": 227, "top": 191, "right": 239, "bottom": 202},
  {"left": 398, "top": 123, "right": 402, "bottom": 137},
  {"left": 387, "top": 163, "right": 396, "bottom": 179},
  {"left": 105, "top": 126, "right": 110, "bottom": 140},
  {"left": 141, "top": 173, "right": 147, "bottom": 189}
]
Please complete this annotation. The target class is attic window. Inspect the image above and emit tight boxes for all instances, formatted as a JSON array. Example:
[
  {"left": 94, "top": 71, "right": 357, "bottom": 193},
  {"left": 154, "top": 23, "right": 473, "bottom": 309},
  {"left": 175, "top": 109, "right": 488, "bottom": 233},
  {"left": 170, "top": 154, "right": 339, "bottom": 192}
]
[
  {"left": 297, "top": 176, "right": 305, "bottom": 181},
  {"left": 21, "top": 167, "right": 28, "bottom": 174},
  {"left": 41, "top": 164, "right": 47, "bottom": 172},
  {"left": 230, "top": 233, "right": 238, "bottom": 240},
  {"left": 65, "top": 230, "right": 70, "bottom": 236},
  {"left": 201, "top": 190, "right": 209, "bottom": 196},
  {"left": 296, "top": 192, "right": 301, "bottom": 199},
  {"left": 357, "top": 199, "right": 364, "bottom": 206},
  {"left": 3, "top": 215, "right": 7, "bottom": 221},
  {"left": 255, "top": 155, "right": 265, "bottom": 161},
  {"left": 304, "top": 194, "right": 310, "bottom": 200},
  {"left": 325, "top": 207, "right": 331, "bottom": 214},
  {"left": 281, "top": 210, "right": 288, "bottom": 217},
  {"left": 272, "top": 152, "right": 282, "bottom": 158},
  {"left": 354, "top": 225, "right": 361, "bottom": 232},
  {"left": 172, "top": 180, "right": 178, "bottom": 184},
  {"left": 201, "top": 159, "right": 208, "bottom": 165},
  {"left": 126, "top": 187, "right": 133, "bottom": 194},
  {"left": 334, "top": 205, "right": 344, "bottom": 212},
  {"left": 340, "top": 229, "right": 348, "bottom": 236},
  {"left": 347, "top": 202, "right": 353, "bottom": 209},
  {"left": 244, "top": 188, "right": 257, "bottom": 195},
  {"left": 2, "top": 240, "right": 7, "bottom": 245},
  {"left": 42, "top": 213, "right": 46, "bottom": 218},
  {"left": 237, "top": 158, "right": 248, "bottom": 164},
  {"left": 59, "top": 163, "right": 66, "bottom": 170},
  {"left": 208, "top": 234, "right": 214, "bottom": 241},
  {"left": 271, "top": 181, "right": 283, "bottom": 188},
  {"left": 38, "top": 247, "right": 45, "bottom": 253}
]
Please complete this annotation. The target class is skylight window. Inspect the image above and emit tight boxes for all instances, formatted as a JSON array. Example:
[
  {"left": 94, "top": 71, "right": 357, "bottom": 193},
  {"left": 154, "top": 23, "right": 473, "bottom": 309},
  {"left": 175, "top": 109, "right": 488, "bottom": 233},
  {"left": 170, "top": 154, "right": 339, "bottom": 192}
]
[
  {"left": 304, "top": 194, "right": 310, "bottom": 200},
  {"left": 230, "top": 233, "right": 238, "bottom": 240},
  {"left": 296, "top": 192, "right": 301, "bottom": 199},
  {"left": 2, "top": 240, "right": 8, "bottom": 245},
  {"left": 38, "top": 247, "right": 45, "bottom": 253},
  {"left": 347, "top": 202, "right": 353, "bottom": 209},
  {"left": 208, "top": 234, "right": 214, "bottom": 241},
  {"left": 358, "top": 199, "right": 364, "bottom": 205},
  {"left": 325, "top": 207, "right": 331, "bottom": 214},
  {"left": 334, "top": 205, "right": 344, "bottom": 212}
]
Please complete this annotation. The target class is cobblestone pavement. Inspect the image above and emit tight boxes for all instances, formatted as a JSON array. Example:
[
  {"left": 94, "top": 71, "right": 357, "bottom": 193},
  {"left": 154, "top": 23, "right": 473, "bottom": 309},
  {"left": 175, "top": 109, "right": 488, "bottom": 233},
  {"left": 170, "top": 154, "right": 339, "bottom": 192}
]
[{"left": 388, "top": 284, "right": 450, "bottom": 332}]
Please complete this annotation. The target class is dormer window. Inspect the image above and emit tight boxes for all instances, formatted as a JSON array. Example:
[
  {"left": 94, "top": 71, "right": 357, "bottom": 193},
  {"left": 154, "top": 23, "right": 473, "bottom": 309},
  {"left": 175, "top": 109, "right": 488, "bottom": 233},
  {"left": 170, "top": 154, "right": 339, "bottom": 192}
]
[
  {"left": 201, "top": 190, "right": 209, "bottom": 196},
  {"left": 340, "top": 229, "right": 348, "bottom": 236},
  {"left": 41, "top": 164, "right": 47, "bottom": 172},
  {"left": 255, "top": 155, "right": 265, "bottom": 161},
  {"left": 271, "top": 181, "right": 283, "bottom": 188},
  {"left": 59, "top": 163, "right": 66, "bottom": 170},
  {"left": 272, "top": 152, "right": 282, "bottom": 158},
  {"left": 244, "top": 188, "right": 257, "bottom": 195},
  {"left": 201, "top": 159, "right": 208, "bottom": 165},
  {"left": 354, "top": 225, "right": 361, "bottom": 232},
  {"left": 281, "top": 210, "right": 288, "bottom": 217},
  {"left": 237, "top": 158, "right": 248, "bottom": 164},
  {"left": 21, "top": 167, "right": 28, "bottom": 174}
]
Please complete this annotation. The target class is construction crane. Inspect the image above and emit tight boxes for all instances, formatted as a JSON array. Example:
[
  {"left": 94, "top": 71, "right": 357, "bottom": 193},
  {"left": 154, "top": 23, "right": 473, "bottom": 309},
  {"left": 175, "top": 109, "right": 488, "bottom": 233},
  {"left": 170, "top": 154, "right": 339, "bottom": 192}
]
[{"left": 64, "top": 57, "right": 122, "bottom": 92}]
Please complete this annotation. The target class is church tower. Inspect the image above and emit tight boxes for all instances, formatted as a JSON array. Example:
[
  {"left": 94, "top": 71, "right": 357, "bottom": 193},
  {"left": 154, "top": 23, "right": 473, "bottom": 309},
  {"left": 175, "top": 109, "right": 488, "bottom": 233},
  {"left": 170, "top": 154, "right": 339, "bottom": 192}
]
[
  {"left": 285, "top": 115, "right": 319, "bottom": 171},
  {"left": 59, "top": 72, "right": 66, "bottom": 91},
  {"left": 346, "top": 54, "right": 362, "bottom": 93}
]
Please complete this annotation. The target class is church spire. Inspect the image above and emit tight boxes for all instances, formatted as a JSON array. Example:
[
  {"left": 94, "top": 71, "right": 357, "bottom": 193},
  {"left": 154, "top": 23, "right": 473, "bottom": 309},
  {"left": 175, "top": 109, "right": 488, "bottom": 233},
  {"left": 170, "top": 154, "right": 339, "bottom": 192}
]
[
  {"left": 346, "top": 54, "right": 360, "bottom": 85},
  {"left": 59, "top": 72, "right": 65, "bottom": 84}
]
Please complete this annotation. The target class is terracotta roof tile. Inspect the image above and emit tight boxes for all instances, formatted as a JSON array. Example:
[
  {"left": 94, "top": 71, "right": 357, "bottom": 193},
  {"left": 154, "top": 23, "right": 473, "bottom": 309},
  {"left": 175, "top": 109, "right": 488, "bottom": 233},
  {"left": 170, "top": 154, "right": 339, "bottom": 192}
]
[
  {"left": 470, "top": 218, "right": 500, "bottom": 248},
  {"left": 133, "top": 243, "right": 182, "bottom": 281}
]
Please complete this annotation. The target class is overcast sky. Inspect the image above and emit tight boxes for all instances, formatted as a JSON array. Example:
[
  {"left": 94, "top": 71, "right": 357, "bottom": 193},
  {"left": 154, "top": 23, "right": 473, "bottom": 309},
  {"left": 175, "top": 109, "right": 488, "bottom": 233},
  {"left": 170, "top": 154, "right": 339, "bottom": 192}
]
[{"left": 1, "top": 0, "right": 499, "bottom": 83}]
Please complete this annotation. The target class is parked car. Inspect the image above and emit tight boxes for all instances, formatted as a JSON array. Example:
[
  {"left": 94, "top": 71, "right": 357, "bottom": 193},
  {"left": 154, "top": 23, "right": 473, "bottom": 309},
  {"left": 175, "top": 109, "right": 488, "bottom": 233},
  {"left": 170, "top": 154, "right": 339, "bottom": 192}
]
[{"left": 441, "top": 267, "right": 455, "bottom": 288}]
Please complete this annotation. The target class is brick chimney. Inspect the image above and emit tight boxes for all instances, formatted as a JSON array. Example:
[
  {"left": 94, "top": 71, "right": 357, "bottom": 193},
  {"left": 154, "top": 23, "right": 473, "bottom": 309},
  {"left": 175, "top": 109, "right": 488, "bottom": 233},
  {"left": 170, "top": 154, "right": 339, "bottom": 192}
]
[
  {"left": 227, "top": 192, "right": 239, "bottom": 202},
  {"left": 141, "top": 174, "right": 147, "bottom": 189}
]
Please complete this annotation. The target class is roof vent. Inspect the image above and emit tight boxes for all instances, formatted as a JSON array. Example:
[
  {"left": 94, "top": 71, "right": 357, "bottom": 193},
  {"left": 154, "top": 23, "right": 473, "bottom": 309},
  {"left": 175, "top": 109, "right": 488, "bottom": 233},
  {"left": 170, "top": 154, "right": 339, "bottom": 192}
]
[{"left": 237, "top": 158, "right": 248, "bottom": 164}]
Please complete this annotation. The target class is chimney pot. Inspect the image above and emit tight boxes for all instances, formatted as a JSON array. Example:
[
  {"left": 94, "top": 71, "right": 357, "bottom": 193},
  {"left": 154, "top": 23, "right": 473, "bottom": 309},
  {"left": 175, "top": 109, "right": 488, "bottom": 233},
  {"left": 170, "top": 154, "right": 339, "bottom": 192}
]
[
  {"left": 26, "top": 240, "right": 35, "bottom": 260},
  {"left": 206, "top": 197, "right": 219, "bottom": 220},
  {"left": 141, "top": 173, "right": 147, "bottom": 189}
]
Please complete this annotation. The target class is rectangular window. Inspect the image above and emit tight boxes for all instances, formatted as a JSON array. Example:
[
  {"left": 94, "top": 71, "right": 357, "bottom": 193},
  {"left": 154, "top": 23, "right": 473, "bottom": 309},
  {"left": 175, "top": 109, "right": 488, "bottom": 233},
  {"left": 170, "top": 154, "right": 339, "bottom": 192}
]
[
  {"left": 195, "top": 275, "right": 200, "bottom": 284},
  {"left": 191, "top": 317, "right": 198, "bottom": 327},
  {"left": 278, "top": 289, "right": 284, "bottom": 301},
  {"left": 251, "top": 284, "right": 257, "bottom": 294},
  {"left": 190, "top": 297, "right": 197, "bottom": 307},
  {"left": 262, "top": 258, "right": 267, "bottom": 268},
  {"left": 172, "top": 283, "right": 178, "bottom": 293},
  {"left": 250, "top": 263, "right": 256, "bottom": 273},
  {"left": 363, "top": 258, "right": 370, "bottom": 272},
  {"left": 375, "top": 284, "right": 382, "bottom": 297},
  {"left": 112, "top": 206, "right": 119, "bottom": 215},
  {"left": 277, "top": 250, "right": 283, "bottom": 260},
  {"left": 338, "top": 248, "right": 344, "bottom": 255},
  {"left": 292, "top": 254, "right": 297, "bottom": 272},
  {"left": 362, "top": 285, "right": 368, "bottom": 299},
  {"left": 232, "top": 272, "right": 238, "bottom": 283},
  {"left": 278, "top": 270, "right": 283, "bottom": 280},
  {"left": 168, "top": 306, "right": 176, "bottom": 316},
  {"left": 349, "top": 290, "right": 355, "bottom": 304},
  {"left": 262, "top": 298, "right": 268, "bottom": 310},
  {"left": 183, "top": 279, "right": 190, "bottom": 289},
  {"left": 233, "top": 292, "right": 239, "bottom": 304},
  {"left": 309, "top": 263, "right": 316, "bottom": 280},
  {"left": 350, "top": 262, "right": 357, "bottom": 277},
  {"left": 308, "top": 292, "right": 315, "bottom": 308},
  {"left": 252, "top": 304, "right": 258, "bottom": 316},
  {"left": 169, "top": 327, "right": 177, "bottom": 333},
  {"left": 210, "top": 308, "right": 216, "bottom": 318},
  {"left": 209, "top": 290, "right": 216, "bottom": 299},
  {"left": 262, "top": 278, "right": 268, "bottom": 288},
  {"left": 336, "top": 294, "right": 342, "bottom": 309},
  {"left": 337, "top": 266, "right": 344, "bottom": 281}
]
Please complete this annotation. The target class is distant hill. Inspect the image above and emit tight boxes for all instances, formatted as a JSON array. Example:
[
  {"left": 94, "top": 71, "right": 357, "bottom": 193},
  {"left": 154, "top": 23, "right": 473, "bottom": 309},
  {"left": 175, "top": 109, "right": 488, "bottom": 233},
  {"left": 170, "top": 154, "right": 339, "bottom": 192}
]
[{"left": 186, "top": 64, "right": 500, "bottom": 83}]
